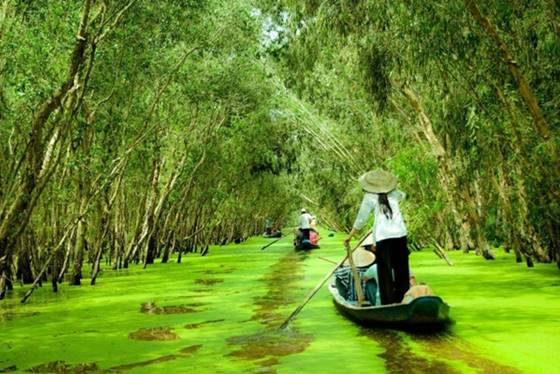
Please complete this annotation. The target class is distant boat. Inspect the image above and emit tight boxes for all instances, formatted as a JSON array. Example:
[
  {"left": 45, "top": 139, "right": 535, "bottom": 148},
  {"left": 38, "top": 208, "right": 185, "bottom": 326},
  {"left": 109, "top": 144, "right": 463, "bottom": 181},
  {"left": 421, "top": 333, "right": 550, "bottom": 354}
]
[
  {"left": 294, "top": 229, "right": 320, "bottom": 250},
  {"left": 328, "top": 279, "right": 450, "bottom": 329},
  {"left": 294, "top": 239, "right": 319, "bottom": 251},
  {"left": 293, "top": 235, "right": 320, "bottom": 250},
  {"left": 263, "top": 231, "right": 282, "bottom": 238}
]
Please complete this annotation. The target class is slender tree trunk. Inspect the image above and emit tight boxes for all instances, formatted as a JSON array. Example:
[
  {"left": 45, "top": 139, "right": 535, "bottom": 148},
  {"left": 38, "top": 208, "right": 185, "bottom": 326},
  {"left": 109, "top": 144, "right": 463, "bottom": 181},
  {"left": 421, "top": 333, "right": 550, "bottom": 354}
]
[
  {"left": 91, "top": 200, "right": 110, "bottom": 285},
  {"left": 0, "top": 0, "right": 92, "bottom": 298},
  {"left": 491, "top": 83, "right": 552, "bottom": 264},
  {"left": 126, "top": 154, "right": 160, "bottom": 264},
  {"left": 402, "top": 86, "right": 476, "bottom": 252},
  {"left": 70, "top": 191, "right": 88, "bottom": 285},
  {"left": 464, "top": 0, "right": 552, "bottom": 140}
]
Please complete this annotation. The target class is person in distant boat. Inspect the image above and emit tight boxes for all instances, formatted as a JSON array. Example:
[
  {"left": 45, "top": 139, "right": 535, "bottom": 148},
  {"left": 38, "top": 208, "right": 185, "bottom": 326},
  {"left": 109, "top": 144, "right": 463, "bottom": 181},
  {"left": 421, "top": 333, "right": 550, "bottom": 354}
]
[
  {"left": 309, "top": 228, "right": 320, "bottom": 246},
  {"left": 344, "top": 169, "right": 409, "bottom": 305},
  {"left": 335, "top": 246, "right": 379, "bottom": 305},
  {"left": 265, "top": 217, "right": 274, "bottom": 235},
  {"left": 309, "top": 215, "right": 320, "bottom": 245},
  {"left": 310, "top": 215, "right": 318, "bottom": 230},
  {"left": 401, "top": 273, "right": 433, "bottom": 303},
  {"left": 299, "top": 208, "right": 313, "bottom": 241}
]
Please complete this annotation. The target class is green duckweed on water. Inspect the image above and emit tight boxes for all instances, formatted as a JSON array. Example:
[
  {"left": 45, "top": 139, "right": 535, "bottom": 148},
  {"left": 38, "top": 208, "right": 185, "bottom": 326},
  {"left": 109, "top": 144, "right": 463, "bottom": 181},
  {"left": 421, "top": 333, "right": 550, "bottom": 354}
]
[{"left": 1, "top": 231, "right": 559, "bottom": 373}]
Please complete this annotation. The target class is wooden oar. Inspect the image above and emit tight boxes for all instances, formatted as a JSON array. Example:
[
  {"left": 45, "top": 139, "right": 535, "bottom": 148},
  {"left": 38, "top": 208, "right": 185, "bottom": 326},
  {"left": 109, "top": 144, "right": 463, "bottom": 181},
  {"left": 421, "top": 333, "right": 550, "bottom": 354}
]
[
  {"left": 318, "top": 256, "right": 337, "bottom": 265},
  {"left": 279, "top": 233, "right": 369, "bottom": 330},
  {"left": 261, "top": 235, "right": 284, "bottom": 250},
  {"left": 345, "top": 241, "right": 365, "bottom": 305}
]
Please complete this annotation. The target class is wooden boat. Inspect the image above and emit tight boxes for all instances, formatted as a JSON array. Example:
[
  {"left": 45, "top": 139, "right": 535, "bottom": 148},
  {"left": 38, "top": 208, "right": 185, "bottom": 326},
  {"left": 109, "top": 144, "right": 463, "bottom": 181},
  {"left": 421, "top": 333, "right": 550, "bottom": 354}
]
[
  {"left": 328, "top": 279, "right": 450, "bottom": 328},
  {"left": 294, "top": 238, "right": 319, "bottom": 251},
  {"left": 263, "top": 231, "right": 282, "bottom": 238}
]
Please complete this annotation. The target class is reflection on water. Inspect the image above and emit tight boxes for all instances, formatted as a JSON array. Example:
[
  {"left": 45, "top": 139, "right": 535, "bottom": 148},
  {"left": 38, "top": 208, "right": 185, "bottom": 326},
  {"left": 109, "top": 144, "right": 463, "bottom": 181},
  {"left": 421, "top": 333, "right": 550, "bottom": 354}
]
[
  {"left": 360, "top": 327, "right": 521, "bottom": 374},
  {"left": 226, "top": 251, "right": 314, "bottom": 371},
  {"left": 411, "top": 333, "right": 521, "bottom": 374},
  {"left": 360, "top": 328, "right": 458, "bottom": 373}
]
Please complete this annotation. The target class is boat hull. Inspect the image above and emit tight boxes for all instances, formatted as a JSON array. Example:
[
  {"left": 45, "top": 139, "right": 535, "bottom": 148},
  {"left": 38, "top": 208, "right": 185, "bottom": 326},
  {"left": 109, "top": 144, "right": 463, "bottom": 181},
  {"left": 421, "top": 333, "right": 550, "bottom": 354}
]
[
  {"left": 263, "top": 232, "right": 282, "bottom": 238},
  {"left": 329, "top": 283, "right": 450, "bottom": 329},
  {"left": 294, "top": 242, "right": 319, "bottom": 251}
]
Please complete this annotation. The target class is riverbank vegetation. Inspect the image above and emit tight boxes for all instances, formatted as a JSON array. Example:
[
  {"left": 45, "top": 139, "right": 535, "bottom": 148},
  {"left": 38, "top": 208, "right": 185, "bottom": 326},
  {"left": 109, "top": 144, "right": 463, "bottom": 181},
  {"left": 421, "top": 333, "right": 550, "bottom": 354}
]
[{"left": 0, "top": 0, "right": 558, "bottom": 301}]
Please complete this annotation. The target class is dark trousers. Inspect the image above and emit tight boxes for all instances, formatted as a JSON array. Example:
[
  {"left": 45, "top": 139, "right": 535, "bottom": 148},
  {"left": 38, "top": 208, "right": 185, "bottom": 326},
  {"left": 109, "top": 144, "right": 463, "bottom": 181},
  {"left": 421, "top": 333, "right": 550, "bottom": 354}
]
[
  {"left": 376, "top": 236, "right": 409, "bottom": 304},
  {"left": 300, "top": 228, "right": 310, "bottom": 240}
]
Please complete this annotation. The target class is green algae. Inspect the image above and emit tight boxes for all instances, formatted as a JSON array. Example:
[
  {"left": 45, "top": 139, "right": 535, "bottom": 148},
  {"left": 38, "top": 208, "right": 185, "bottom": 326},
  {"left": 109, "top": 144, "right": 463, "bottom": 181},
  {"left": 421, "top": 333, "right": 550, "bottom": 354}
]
[
  {"left": 140, "top": 302, "right": 203, "bottom": 315},
  {"left": 184, "top": 319, "right": 225, "bottom": 329},
  {"left": 193, "top": 279, "right": 224, "bottom": 286},
  {"left": 104, "top": 345, "right": 201, "bottom": 372},
  {"left": 128, "top": 327, "right": 180, "bottom": 341},
  {"left": 226, "top": 251, "right": 315, "bottom": 369},
  {"left": 360, "top": 329, "right": 458, "bottom": 373},
  {"left": 0, "top": 232, "right": 558, "bottom": 373},
  {"left": 25, "top": 361, "right": 99, "bottom": 373}
]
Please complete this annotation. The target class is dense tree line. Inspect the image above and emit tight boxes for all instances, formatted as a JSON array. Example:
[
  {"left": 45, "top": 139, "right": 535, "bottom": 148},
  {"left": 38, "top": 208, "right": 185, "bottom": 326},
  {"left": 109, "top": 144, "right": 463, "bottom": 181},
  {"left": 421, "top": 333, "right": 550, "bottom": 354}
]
[
  {"left": 0, "top": 0, "right": 299, "bottom": 300},
  {"left": 260, "top": 0, "right": 559, "bottom": 265},
  {"left": 0, "top": 0, "right": 558, "bottom": 301}
]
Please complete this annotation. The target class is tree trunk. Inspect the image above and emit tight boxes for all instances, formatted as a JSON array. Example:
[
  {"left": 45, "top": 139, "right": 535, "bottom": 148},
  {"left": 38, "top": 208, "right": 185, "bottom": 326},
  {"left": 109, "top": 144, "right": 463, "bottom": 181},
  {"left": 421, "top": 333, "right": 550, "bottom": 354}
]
[
  {"left": 402, "top": 86, "right": 476, "bottom": 251},
  {"left": 464, "top": 0, "right": 552, "bottom": 141},
  {"left": 0, "top": 0, "right": 92, "bottom": 298},
  {"left": 70, "top": 185, "right": 89, "bottom": 285},
  {"left": 90, "top": 203, "right": 110, "bottom": 285}
]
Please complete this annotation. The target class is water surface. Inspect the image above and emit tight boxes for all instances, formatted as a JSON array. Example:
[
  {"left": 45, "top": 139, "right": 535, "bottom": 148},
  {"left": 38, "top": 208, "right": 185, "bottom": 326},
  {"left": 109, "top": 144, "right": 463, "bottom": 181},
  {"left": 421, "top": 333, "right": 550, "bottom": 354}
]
[{"left": 1, "top": 232, "right": 558, "bottom": 373}]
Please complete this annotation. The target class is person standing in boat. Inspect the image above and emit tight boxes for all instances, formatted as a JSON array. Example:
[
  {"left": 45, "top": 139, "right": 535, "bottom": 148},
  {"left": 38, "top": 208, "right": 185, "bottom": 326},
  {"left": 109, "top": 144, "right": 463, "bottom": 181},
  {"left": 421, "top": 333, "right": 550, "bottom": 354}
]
[
  {"left": 298, "top": 208, "right": 313, "bottom": 241},
  {"left": 344, "top": 170, "right": 409, "bottom": 305},
  {"left": 265, "top": 217, "right": 274, "bottom": 235}
]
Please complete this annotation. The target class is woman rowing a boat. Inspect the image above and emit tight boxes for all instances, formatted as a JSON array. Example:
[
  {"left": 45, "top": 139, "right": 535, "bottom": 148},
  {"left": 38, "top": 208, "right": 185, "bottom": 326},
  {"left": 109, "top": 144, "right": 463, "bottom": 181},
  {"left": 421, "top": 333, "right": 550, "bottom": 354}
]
[{"left": 344, "top": 169, "right": 409, "bottom": 305}]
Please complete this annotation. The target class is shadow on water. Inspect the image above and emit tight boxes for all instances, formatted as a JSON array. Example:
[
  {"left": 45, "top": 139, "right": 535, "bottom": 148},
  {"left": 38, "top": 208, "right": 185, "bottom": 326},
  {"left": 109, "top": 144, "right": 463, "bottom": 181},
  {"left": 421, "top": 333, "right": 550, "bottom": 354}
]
[
  {"left": 360, "top": 328, "right": 458, "bottom": 373},
  {"left": 360, "top": 326, "right": 521, "bottom": 374},
  {"left": 226, "top": 251, "right": 314, "bottom": 372},
  {"left": 410, "top": 332, "right": 521, "bottom": 374},
  {"left": 0, "top": 365, "right": 17, "bottom": 373}
]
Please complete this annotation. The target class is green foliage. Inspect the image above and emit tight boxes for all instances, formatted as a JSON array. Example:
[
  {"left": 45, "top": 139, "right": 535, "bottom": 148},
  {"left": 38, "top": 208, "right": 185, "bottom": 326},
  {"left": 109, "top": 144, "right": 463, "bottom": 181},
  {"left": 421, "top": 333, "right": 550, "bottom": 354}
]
[{"left": 0, "top": 0, "right": 559, "bottom": 298}]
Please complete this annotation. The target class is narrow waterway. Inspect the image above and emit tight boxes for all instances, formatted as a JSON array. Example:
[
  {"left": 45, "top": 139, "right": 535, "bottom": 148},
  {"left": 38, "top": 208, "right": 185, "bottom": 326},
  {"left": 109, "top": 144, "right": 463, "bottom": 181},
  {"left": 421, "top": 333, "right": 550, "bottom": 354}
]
[{"left": 1, "top": 232, "right": 558, "bottom": 373}]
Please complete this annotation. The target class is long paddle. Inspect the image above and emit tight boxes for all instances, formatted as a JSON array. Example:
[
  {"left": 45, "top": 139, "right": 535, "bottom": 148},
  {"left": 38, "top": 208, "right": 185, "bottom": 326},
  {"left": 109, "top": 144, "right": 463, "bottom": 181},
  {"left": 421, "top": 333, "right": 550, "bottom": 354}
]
[
  {"left": 261, "top": 234, "right": 285, "bottom": 250},
  {"left": 345, "top": 241, "right": 365, "bottom": 305},
  {"left": 279, "top": 233, "right": 369, "bottom": 330}
]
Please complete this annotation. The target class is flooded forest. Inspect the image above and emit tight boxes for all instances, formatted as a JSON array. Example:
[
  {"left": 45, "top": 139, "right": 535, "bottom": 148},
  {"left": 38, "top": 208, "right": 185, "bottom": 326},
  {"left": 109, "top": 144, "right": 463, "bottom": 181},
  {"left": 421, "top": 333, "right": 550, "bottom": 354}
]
[{"left": 0, "top": 1, "right": 559, "bottom": 373}]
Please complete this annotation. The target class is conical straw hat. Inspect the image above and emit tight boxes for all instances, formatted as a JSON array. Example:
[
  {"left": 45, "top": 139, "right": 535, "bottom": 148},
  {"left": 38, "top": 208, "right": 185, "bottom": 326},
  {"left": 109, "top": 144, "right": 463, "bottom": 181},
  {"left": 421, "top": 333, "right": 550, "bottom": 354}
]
[
  {"left": 344, "top": 247, "right": 376, "bottom": 267},
  {"left": 358, "top": 170, "right": 397, "bottom": 193}
]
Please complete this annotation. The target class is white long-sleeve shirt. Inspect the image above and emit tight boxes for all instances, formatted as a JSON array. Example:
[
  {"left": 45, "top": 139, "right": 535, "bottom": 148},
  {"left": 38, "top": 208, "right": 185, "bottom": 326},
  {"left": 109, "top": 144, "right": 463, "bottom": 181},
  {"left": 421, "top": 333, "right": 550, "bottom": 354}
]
[
  {"left": 299, "top": 213, "right": 313, "bottom": 229},
  {"left": 353, "top": 190, "right": 407, "bottom": 243}
]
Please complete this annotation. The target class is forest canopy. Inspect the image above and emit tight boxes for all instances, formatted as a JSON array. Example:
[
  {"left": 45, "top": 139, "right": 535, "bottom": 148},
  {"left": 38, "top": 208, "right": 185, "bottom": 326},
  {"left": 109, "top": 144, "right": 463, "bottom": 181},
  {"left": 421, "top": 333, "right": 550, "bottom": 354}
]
[{"left": 0, "top": 0, "right": 558, "bottom": 299}]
